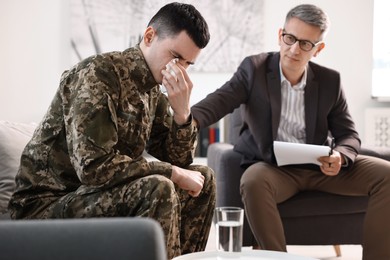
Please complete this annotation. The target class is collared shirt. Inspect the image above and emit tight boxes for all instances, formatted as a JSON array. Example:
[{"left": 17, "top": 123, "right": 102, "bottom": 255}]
[{"left": 276, "top": 63, "right": 307, "bottom": 143}]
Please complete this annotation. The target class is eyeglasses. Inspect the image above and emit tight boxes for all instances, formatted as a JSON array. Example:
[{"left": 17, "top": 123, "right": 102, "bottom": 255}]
[{"left": 281, "top": 32, "right": 321, "bottom": 52}]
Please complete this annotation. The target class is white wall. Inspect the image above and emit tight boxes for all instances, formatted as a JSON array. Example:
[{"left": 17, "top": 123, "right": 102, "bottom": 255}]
[
  {"left": 0, "top": 0, "right": 69, "bottom": 123},
  {"left": 1, "top": 0, "right": 389, "bottom": 142},
  {"left": 262, "top": 0, "right": 390, "bottom": 142}
]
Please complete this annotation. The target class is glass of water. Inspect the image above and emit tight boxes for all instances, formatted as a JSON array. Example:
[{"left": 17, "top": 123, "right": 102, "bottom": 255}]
[{"left": 215, "top": 207, "right": 244, "bottom": 253}]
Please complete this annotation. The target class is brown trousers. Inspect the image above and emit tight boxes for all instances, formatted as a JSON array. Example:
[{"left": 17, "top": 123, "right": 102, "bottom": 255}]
[{"left": 240, "top": 155, "right": 390, "bottom": 260}]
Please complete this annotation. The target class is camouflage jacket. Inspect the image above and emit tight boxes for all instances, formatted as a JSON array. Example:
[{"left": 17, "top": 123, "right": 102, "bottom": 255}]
[{"left": 9, "top": 46, "right": 198, "bottom": 216}]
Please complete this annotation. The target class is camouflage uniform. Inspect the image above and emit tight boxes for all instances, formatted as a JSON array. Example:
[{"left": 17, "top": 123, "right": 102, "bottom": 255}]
[{"left": 8, "top": 45, "right": 216, "bottom": 259}]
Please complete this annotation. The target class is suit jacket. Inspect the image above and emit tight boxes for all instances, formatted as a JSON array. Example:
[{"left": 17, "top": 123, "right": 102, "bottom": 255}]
[{"left": 191, "top": 52, "right": 360, "bottom": 168}]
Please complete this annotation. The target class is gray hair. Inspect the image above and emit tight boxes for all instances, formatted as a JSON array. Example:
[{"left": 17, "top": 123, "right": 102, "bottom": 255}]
[{"left": 285, "top": 4, "right": 330, "bottom": 40}]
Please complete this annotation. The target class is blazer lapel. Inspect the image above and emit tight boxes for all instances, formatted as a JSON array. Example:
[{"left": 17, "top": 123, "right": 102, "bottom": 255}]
[
  {"left": 267, "top": 53, "right": 282, "bottom": 140},
  {"left": 304, "top": 65, "right": 319, "bottom": 143}
]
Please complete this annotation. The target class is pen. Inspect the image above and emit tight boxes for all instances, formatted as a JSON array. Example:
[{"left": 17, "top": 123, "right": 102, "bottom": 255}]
[
  {"left": 329, "top": 137, "right": 335, "bottom": 167},
  {"left": 329, "top": 137, "right": 335, "bottom": 156}
]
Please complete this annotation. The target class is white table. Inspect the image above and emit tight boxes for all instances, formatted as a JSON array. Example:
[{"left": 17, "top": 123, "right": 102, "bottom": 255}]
[{"left": 173, "top": 250, "right": 319, "bottom": 260}]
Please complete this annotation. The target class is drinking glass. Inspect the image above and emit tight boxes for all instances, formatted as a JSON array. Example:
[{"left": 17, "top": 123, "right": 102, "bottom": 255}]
[{"left": 214, "top": 207, "right": 244, "bottom": 253}]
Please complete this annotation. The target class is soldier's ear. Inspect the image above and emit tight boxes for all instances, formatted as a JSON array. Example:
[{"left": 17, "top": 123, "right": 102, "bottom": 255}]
[{"left": 143, "top": 26, "right": 156, "bottom": 46}]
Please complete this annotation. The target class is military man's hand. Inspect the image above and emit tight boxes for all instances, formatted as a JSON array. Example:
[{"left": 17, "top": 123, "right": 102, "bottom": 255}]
[
  {"left": 161, "top": 59, "right": 192, "bottom": 125},
  {"left": 171, "top": 165, "right": 204, "bottom": 197}
]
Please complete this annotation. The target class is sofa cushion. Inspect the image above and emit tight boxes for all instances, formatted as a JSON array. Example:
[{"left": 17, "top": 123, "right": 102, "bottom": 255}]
[{"left": 0, "top": 121, "right": 36, "bottom": 213}]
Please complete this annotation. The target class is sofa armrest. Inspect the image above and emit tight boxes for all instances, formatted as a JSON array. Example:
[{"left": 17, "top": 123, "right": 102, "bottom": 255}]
[
  {"left": 0, "top": 218, "right": 167, "bottom": 260},
  {"left": 207, "top": 143, "right": 256, "bottom": 246},
  {"left": 360, "top": 145, "right": 390, "bottom": 161},
  {"left": 207, "top": 143, "right": 245, "bottom": 207}
]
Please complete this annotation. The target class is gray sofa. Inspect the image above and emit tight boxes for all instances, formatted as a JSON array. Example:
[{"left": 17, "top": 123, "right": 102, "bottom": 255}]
[
  {"left": 0, "top": 121, "right": 167, "bottom": 259},
  {"left": 208, "top": 107, "right": 390, "bottom": 248},
  {"left": 0, "top": 217, "right": 167, "bottom": 260},
  {"left": 0, "top": 121, "right": 37, "bottom": 217}
]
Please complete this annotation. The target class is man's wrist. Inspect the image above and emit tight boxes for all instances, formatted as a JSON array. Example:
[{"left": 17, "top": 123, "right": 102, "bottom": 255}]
[{"left": 174, "top": 113, "right": 192, "bottom": 126}]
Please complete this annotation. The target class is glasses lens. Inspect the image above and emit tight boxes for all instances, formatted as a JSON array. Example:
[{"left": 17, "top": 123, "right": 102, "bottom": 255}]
[
  {"left": 283, "top": 34, "right": 296, "bottom": 45},
  {"left": 283, "top": 33, "right": 317, "bottom": 51},
  {"left": 299, "top": 40, "right": 314, "bottom": 51}
]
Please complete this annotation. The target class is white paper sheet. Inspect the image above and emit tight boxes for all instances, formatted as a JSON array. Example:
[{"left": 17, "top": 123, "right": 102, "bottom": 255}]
[{"left": 273, "top": 141, "right": 331, "bottom": 166}]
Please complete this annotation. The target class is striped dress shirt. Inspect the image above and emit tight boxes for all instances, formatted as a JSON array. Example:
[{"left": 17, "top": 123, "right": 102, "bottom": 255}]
[{"left": 276, "top": 65, "right": 308, "bottom": 143}]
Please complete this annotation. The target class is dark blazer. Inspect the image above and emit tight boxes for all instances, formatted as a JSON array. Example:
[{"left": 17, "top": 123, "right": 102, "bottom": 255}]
[{"left": 191, "top": 52, "right": 360, "bottom": 168}]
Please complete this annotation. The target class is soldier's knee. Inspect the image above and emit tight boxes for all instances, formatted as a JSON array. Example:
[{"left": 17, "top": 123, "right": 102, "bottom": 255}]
[
  {"left": 156, "top": 176, "right": 176, "bottom": 193},
  {"left": 205, "top": 167, "right": 216, "bottom": 193},
  {"left": 189, "top": 165, "right": 214, "bottom": 179}
]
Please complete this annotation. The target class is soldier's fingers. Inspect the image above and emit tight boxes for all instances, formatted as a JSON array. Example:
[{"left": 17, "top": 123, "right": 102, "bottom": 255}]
[{"left": 189, "top": 190, "right": 201, "bottom": 197}]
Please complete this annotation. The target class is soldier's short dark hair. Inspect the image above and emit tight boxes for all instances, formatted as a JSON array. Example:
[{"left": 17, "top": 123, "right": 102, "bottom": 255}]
[{"left": 147, "top": 2, "right": 210, "bottom": 49}]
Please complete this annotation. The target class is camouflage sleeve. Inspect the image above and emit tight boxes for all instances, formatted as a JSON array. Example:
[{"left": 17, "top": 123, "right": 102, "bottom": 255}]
[
  {"left": 146, "top": 94, "right": 198, "bottom": 168},
  {"left": 63, "top": 61, "right": 172, "bottom": 188}
]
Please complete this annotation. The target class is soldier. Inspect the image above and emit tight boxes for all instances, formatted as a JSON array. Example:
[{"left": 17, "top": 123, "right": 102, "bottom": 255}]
[{"left": 8, "top": 3, "right": 216, "bottom": 259}]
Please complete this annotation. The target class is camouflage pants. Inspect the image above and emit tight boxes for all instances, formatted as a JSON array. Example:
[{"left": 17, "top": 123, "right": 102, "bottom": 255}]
[{"left": 42, "top": 164, "right": 216, "bottom": 259}]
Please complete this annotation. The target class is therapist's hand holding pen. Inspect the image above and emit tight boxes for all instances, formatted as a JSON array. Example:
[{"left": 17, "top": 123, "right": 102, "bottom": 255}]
[{"left": 318, "top": 138, "right": 345, "bottom": 176}]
